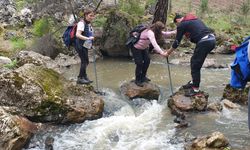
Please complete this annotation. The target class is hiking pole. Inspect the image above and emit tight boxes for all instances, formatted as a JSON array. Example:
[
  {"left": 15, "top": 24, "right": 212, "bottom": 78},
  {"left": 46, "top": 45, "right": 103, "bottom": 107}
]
[
  {"left": 93, "top": 47, "right": 99, "bottom": 91},
  {"left": 166, "top": 57, "right": 174, "bottom": 95}
]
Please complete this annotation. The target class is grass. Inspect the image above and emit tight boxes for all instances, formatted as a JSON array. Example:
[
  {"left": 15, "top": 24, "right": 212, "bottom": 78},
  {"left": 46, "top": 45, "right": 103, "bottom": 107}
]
[{"left": 10, "top": 37, "right": 26, "bottom": 50}]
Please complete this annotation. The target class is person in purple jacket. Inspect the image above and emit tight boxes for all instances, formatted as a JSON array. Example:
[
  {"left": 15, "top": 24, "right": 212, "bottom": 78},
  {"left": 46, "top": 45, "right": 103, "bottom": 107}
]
[
  {"left": 132, "top": 21, "right": 176, "bottom": 87},
  {"left": 166, "top": 13, "right": 216, "bottom": 96}
]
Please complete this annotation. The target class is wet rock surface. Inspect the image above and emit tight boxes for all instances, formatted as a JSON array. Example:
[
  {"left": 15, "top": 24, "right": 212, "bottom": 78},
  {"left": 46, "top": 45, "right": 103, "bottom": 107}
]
[
  {"left": 185, "top": 131, "right": 230, "bottom": 150},
  {"left": 0, "top": 106, "right": 38, "bottom": 150},
  {"left": 120, "top": 80, "right": 160, "bottom": 100},
  {"left": 222, "top": 84, "right": 249, "bottom": 105}
]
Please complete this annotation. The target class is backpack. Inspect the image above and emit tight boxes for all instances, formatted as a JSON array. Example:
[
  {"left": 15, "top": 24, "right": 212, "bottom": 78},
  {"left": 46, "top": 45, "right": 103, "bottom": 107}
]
[
  {"left": 230, "top": 36, "right": 250, "bottom": 88},
  {"left": 125, "top": 24, "right": 147, "bottom": 49},
  {"left": 62, "top": 23, "right": 78, "bottom": 48}
]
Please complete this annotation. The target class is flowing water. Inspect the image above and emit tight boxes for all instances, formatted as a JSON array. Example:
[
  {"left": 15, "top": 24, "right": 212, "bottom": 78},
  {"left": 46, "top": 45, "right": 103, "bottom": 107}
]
[{"left": 26, "top": 54, "right": 250, "bottom": 150}]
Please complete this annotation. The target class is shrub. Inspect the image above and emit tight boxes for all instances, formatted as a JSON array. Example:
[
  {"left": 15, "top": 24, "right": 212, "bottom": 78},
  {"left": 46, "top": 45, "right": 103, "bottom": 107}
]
[
  {"left": 32, "top": 18, "right": 50, "bottom": 37},
  {"left": 10, "top": 37, "right": 26, "bottom": 50}
]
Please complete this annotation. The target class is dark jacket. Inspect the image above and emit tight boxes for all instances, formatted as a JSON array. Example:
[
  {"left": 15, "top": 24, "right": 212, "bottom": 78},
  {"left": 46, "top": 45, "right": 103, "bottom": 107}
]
[{"left": 172, "top": 14, "right": 212, "bottom": 49}]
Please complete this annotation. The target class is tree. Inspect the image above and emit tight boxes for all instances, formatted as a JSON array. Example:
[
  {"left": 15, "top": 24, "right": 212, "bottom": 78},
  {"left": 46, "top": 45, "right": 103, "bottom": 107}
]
[{"left": 152, "top": 0, "right": 169, "bottom": 24}]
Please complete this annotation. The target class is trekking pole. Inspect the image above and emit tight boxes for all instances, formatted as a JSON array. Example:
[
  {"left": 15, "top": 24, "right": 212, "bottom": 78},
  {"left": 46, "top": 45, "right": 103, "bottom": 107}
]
[
  {"left": 93, "top": 47, "right": 99, "bottom": 91},
  {"left": 166, "top": 57, "right": 174, "bottom": 95}
]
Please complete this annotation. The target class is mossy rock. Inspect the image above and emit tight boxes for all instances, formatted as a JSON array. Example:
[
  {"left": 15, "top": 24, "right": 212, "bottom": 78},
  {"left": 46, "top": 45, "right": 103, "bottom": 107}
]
[{"left": 0, "top": 64, "right": 104, "bottom": 124}]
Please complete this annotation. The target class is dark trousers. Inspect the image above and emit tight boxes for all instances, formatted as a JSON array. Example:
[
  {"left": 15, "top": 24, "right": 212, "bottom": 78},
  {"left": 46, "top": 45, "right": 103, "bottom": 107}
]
[
  {"left": 131, "top": 47, "right": 150, "bottom": 82},
  {"left": 75, "top": 39, "right": 89, "bottom": 78},
  {"left": 191, "top": 38, "right": 216, "bottom": 87}
]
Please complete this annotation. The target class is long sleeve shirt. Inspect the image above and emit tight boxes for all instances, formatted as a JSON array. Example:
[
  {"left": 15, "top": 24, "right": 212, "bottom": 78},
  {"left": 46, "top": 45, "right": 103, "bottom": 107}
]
[
  {"left": 134, "top": 29, "right": 175, "bottom": 54},
  {"left": 172, "top": 18, "right": 211, "bottom": 49}
]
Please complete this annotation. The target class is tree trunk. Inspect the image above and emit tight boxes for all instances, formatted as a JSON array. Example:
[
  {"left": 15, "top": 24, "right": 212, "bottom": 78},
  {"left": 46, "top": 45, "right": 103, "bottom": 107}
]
[{"left": 152, "top": 0, "right": 169, "bottom": 24}]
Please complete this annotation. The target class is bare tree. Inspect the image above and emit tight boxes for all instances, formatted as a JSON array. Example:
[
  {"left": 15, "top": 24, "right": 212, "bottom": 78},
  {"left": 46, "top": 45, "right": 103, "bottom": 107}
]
[{"left": 152, "top": 0, "right": 169, "bottom": 24}]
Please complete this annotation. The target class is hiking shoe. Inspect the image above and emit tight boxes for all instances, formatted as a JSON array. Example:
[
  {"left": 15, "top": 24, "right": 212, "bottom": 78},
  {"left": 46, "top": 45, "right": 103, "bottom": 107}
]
[
  {"left": 84, "top": 77, "right": 93, "bottom": 84},
  {"left": 182, "top": 81, "right": 193, "bottom": 89},
  {"left": 135, "top": 80, "right": 144, "bottom": 87},
  {"left": 142, "top": 77, "right": 151, "bottom": 82},
  {"left": 184, "top": 88, "right": 201, "bottom": 97},
  {"left": 77, "top": 78, "right": 91, "bottom": 84}
]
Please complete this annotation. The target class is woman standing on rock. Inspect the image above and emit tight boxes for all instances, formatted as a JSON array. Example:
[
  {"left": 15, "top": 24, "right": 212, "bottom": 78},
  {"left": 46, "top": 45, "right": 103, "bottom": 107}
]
[
  {"left": 75, "top": 9, "right": 95, "bottom": 84},
  {"left": 131, "top": 21, "right": 176, "bottom": 87}
]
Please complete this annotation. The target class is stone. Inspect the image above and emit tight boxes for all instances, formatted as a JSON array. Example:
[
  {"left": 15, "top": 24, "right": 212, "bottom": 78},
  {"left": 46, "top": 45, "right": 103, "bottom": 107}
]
[
  {"left": 0, "top": 106, "right": 37, "bottom": 150},
  {"left": 222, "top": 99, "right": 239, "bottom": 109},
  {"left": 0, "top": 64, "right": 104, "bottom": 124},
  {"left": 120, "top": 80, "right": 160, "bottom": 100},
  {"left": 222, "top": 84, "right": 249, "bottom": 105}
]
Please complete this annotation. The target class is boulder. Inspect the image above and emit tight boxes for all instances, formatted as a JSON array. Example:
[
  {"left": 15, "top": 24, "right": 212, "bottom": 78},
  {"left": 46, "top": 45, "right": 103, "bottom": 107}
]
[
  {"left": 0, "top": 106, "right": 38, "bottom": 150},
  {"left": 185, "top": 132, "right": 229, "bottom": 150},
  {"left": 207, "top": 102, "right": 223, "bottom": 112},
  {"left": 168, "top": 87, "right": 209, "bottom": 115},
  {"left": 222, "top": 99, "right": 240, "bottom": 109},
  {"left": 100, "top": 10, "right": 140, "bottom": 57},
  {"left": 120, "top": 80, "right": 160, "bottom": 100},
  {"left": 0, "top": 56, "right": 11, "bottom": 67},
  {"left": 222, "top": 84, "right": 249, "bottom": 105},
  {"left": 0, "top": 64, "right": 104, "bottom": 124}
]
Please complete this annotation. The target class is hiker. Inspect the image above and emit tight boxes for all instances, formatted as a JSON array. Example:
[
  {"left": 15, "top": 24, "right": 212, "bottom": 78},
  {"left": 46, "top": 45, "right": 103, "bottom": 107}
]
[
  {"left": 166, "top": 13, "right": 216, "bottom": 96},
  {"left": 75, "top": 9, "right": 95, "bottom": 84},
  {"left": 131, "top": 21, "right": 176, "bottom": 87}
]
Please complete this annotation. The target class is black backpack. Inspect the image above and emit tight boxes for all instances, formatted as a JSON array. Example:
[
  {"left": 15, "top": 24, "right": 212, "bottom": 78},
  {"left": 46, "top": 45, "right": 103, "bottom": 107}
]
[{"left": 125, "top": 24, "right": 147, "bottom": 49}]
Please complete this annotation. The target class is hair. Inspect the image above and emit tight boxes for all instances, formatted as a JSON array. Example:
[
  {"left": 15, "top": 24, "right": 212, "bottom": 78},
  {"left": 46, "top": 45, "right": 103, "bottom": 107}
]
[
  {"left": 149, "top": 21, "right": 165, "bottom": 41},
  {"left": 173, "top": 13, "right": 183, "bottom": 23},
  {"left": 83, "top": 8, "right": 95, "bottom": 18}
]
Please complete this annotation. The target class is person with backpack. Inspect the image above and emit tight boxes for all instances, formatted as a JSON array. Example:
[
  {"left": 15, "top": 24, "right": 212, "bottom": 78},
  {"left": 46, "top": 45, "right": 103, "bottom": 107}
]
[
  {"left": 75, "top": 9, "right": 95, "bottom": 84},
  {"left": 131, "top": 21, "right": 176, "bottom": 87},
  {"left": 165, "top": 13, "right": 216, "bottom": 96}
]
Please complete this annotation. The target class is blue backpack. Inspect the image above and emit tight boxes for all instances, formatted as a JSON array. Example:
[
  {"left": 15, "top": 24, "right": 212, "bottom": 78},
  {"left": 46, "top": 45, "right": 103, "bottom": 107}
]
[
  {"left": 62, "top": 23, "right": 77, "bottom": 48},
  {"left": 230, "top": 36, "right": 250, "bottom": 88}
]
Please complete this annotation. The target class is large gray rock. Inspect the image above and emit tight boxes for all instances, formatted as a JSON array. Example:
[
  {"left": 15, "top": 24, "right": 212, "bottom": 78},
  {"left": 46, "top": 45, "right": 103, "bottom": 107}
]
[
  {"left": 100, "top": 10, "right": 138, "bottom": 57},
  {"left": 120, "top": 81, "right": 160, "bottom": 100},
  {"left": 0, "top": 106, "right": 38, "bottom": 150},
  {"left": 168, "top": 87, "right": 209, "bottom": 117},
  {"left": 0, "top": 63, "right": 104, "bottom": 124}
]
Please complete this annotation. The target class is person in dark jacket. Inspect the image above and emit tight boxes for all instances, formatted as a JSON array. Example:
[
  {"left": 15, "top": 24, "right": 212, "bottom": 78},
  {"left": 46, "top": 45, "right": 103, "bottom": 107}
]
[
  {"left": 166, "top": 13, "right": 216, "bottom": 96},
  {"left": 75, "top": 9, "right": 95, "bottom": 84}
]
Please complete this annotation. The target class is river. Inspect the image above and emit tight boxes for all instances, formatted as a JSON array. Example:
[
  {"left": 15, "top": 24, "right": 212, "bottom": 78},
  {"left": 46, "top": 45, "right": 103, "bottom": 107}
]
[{"left": 25, "top": 54, "right": 250, "bottom": 150}]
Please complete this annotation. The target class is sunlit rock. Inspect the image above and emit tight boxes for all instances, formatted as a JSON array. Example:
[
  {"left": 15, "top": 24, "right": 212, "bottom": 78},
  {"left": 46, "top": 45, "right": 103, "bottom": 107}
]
[
  {"left": 0, "top": 64, "right": 104, "bottom": 124},
  {"left": 185, "top": 132, "right": 229, "bottom": 150},
  {"left": 222, "top": 99, "right": 240, "bottom": 109},
  {"left": 207, "top": 102, "right": 223, "bottom": 112},
  {"left": 222, "top": 84, "right": 249, "bottom": 105},
  {"left": 168, "top": 87, "right": 209, "bottom": 114},
  {"left": 120, "top": 80, "right": 160, "bottom": 100},
  {"left": 0, "top": 106, "right": 38, "bottom": 150},
  {"left": 0, "top": 56, "right": 11, "bottom": 67}
]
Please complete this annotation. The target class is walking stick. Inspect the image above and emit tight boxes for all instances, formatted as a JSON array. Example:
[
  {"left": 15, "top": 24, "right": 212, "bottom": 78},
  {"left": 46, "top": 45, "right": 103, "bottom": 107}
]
[
  {"left": 93, "top": 48, "right": 99, "bottom": 91},
  {"left": 166, "top": 57, "right": 174, "bottom": 95}
]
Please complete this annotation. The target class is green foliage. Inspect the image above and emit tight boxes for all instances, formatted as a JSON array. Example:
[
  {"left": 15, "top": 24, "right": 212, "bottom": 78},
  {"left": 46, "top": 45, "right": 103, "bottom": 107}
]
[
  {"left": 4, "top": 59, "right": 17, "bottom": 69},
  {"left": 93, "top": 15, "right": 107, "bottom": 27},
  {"left": 119, "top": 0, "right": 145, "bottom": 16},
  {"left": 32, "top": 18, "right": 51, "bottom": 37},
  {"left": 240, "top": 0, "right": 250, "bottom": 16},
  {"left": 200, "top": 0, "right": 208, "bottom": 13},
  {"left": 10, "top": 37, "right": 26, "bottom": 50}
]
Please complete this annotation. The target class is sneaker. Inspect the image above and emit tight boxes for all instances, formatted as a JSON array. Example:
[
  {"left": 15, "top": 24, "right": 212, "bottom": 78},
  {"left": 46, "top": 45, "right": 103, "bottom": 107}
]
[
  {"left": 184, "top": 87, "right": 201, "bottom": 97},
  {"left": 135, "top": 80, "right": 144, "bottom": 87},
  {"left": 77, "top": 77, "right": 91, "bottom": 84},
  {"left": 182, "top": 81, "right": 193, "bottom": 89},
  {"left": 142, "top": 77, "right": 151, "bottom": 82},
  {"left": 84, "top": 76, "right": 93, "bottom": 84}
]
